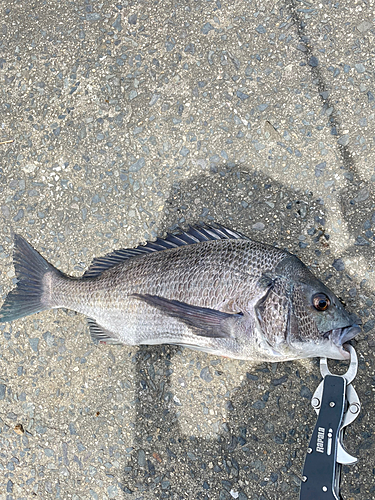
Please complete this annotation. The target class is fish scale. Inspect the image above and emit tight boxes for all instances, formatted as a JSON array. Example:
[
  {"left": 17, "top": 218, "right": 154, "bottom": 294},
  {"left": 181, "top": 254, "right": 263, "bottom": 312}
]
[
  {"left": 0, "top": 224, "right": 361, "bottom": 362},
  {"left": 51, "top": 239, "right": 281, "bottom": 348}
]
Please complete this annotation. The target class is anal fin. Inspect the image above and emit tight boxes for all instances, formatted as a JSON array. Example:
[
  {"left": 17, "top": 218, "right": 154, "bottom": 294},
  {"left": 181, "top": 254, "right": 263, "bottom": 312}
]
[{"left": 87, "top": 318, "right": 122, "bottom": 344}]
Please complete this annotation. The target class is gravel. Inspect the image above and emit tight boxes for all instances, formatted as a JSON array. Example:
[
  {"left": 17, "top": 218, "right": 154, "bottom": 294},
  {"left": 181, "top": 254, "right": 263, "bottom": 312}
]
[{"left": 0, "top": 0, "right": 375, "bottom": 498}]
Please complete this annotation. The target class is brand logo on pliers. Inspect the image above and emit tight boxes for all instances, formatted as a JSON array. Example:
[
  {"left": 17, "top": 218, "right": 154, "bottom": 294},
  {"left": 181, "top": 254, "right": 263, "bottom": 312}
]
[{"left": 316, "top": 426, "right": 325, "bottom": 453}]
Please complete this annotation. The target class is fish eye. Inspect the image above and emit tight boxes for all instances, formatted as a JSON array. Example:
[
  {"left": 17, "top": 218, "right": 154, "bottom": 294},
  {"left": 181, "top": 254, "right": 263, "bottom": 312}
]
[{"left": 312, "top": 293, "right": 330, "bottom": 311}]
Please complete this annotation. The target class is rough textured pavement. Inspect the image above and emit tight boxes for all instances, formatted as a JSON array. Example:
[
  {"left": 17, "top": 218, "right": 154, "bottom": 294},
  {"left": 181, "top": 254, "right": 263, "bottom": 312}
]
[{"left": 1, "top": 1, "right": 375, "bottom": 499}]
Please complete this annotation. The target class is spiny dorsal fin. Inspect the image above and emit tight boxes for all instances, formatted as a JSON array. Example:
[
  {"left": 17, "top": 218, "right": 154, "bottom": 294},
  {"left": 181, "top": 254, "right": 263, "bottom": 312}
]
[{"left": 83, "top": 223, "right": 249, "bottom": 278}]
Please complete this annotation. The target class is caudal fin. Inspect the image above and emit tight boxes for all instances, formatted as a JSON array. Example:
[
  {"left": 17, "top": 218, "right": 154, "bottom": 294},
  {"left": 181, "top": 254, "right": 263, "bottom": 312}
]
[{"left": 0, "top": 235, "right": 63, "bottom": 323}]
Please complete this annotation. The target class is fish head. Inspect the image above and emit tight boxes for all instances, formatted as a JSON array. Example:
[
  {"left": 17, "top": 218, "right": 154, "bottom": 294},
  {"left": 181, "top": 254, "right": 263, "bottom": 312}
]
[
  {"left": 262, "top": 256, "right": 361, "bottom": 360},
  {"left": 287, "top": 279, "right": 361, "bottom": 360}
]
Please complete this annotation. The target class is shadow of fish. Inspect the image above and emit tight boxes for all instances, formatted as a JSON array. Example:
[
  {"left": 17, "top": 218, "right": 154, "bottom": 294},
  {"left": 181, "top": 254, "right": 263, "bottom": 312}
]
[{"left": 0, "top": 224, "right": 360, "bottom": 362}]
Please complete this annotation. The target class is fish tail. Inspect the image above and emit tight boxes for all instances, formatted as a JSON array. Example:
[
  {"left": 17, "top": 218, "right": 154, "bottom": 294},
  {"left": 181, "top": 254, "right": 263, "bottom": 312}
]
[{"left": 0, "top": 234, "right": 64, "bottom": 323}]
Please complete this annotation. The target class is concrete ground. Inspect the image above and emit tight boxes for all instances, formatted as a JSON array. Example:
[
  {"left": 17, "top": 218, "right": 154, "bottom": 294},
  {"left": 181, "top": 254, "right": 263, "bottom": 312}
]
[{"left": 0, "top": 0, "right": 375, "bottom": 499}]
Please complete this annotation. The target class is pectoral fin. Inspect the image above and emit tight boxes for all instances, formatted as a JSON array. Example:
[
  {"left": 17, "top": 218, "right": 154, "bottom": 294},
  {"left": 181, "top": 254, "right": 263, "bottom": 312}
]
[{"left": 131, "top": 294, "right": 243, "bottom": 338}]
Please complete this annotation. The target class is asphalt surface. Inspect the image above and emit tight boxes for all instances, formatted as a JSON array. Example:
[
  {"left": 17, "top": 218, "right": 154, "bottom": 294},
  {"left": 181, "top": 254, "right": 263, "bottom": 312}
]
[{"left": 0, "top": 1, "right": 375, "bottom": 499}]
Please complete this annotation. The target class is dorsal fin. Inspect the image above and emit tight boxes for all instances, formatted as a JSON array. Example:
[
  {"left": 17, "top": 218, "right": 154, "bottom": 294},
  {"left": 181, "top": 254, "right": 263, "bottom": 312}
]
[{"left": 82, "top": 223, "right": 249, "bottom": 278}]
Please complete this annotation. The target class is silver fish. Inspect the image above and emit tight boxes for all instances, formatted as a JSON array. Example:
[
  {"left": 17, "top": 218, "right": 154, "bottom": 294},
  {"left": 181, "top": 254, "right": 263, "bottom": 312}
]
[{"left": 0, "top": 225, "right": 360, "bottom": 362}]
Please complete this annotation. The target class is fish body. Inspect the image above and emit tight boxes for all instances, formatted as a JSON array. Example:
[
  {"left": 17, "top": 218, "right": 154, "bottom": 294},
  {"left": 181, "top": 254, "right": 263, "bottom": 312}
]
[{"left": 0, "top": 225, "right": 360, "bottom": 362}]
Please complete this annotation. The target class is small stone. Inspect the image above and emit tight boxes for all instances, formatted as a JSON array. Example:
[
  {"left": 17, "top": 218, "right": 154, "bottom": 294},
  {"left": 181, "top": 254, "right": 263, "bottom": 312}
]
[
  {"left": 255, "top": 25, "right": 266, "bottom": 34},
  {"left": 13, "top": 209, "right": 24, "bottom": 222},
  {"left": 274, "top": 433, "right": 286, "bottom": 444},
  {"left": 315, "top": 161, "right": 326, "bottom": 177},
  {"left": 236, "top": 90, "right": 249, "bottom": 100},
  {"left": 363, "top": 320, "right": 375, "bottom": 333},
  {"left": 357, "top": 20, "right": 372, "bottom": 32},
  {"left": 29, "top": 338, "right": 39, "bottom": 353},
  {"left": 1, "top": 205, "right": 10, "bottom": 218},
  {"left": 187, "top": 451, "right": 196, "bottom": 460},
  {"left": 112, "top": 14, "right": 122, "bottom": 31},
  {"left": 332, "top": 259, "right": 345, "bottom": 271},
  {"left": 23, "top": 163, "right": 37, "bottom": 173},
  {"left": 308, "top": 56, "right": 319, "bottom": 67},
  {"left": 354, "top": 187, "right": 369, "bottom": 203},
  {"left": 355, "top": 235, "right": 369, "bottom": 246},
  {"left": 43, "top": 331, "right": 55, "bottom": 347},
  {"left": 149, "top": 94, "right": 160, "bottom": 106},
  {"left": 107, "top": 485, "right": 118, "bottom": 498},
  {"left": 355, "top": 63, "right": 366, "bottom": 73},
  {"left": 86, "top": 13, "right": 101, "bottom": 21},
  {"left": 200, "top": 367, "right": 213, "bottom": 382},
  {"left": 201, "top": 23, "right": 214, "bottom": 34},
  {"left": 300, "top": 386, "right": 312, "bottom": 399},
  {"left": 0, "top": 384, "right": 6, "bottom": 400},
  {"left": 180, "top": 146, "right": 190, "bottom": 157},
  {"left": 165, "top": 37, "right": 175, "bottom": 52},
  {"left": 252, "top": 222, "right": 265, "bottom": 231},
  {"left": 184, "top": 42, "right": 195, "bottom": 54},
  {"left": 128, "top": 13, "right": 137, "bottom": 25},
  {"left": 69, "top": 423, "right": 77, "bottom": 435},
  {"left": 225, "top": 400, "right": 234, "bottom": 411},
  {"left": 253, "top": 141, "right": 265, "bottom": 151},
  {"left": 270, "top": 472, "right": 278, "bottom": 483},
  {"left": 272, "top": 375, "right": 288, "bottom": 386},
  {"left": 338, "top": 134, "right": 349, "bottom": 146},
  {"left": 252, "top": 400, "right": 266, "bottom": 409},
  {"left": 129, "top": 158, "right": 145, "bottom": 172},
  {"left": 264, "top": 422, "right": 274, "bottom": 433},
  {"left": 137, "top": 449, "right": 146, "bottom": 467}
]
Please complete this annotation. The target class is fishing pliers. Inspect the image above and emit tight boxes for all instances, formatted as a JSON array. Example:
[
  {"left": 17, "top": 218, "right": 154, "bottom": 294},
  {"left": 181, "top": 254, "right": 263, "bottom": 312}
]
[{"left": 299, "top": 344, "right": 361, "bottom": 500}]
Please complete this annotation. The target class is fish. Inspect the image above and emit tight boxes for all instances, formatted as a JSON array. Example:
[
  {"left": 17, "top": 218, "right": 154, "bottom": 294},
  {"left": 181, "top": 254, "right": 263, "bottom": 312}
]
[{"left": 0, "top": 224, "right": 360, "bottom": 362}]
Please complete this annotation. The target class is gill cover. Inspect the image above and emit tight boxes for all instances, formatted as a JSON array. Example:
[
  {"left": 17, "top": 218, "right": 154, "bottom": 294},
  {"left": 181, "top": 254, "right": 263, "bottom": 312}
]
[{"left": 255, "top": 277, "right": 299, "bottom": 348}]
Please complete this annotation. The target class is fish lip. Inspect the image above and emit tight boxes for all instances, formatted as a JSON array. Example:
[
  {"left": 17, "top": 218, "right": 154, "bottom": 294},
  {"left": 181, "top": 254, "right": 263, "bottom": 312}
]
[
  {"left": 340, "top": 324, "right": 361, "bottom": 343},
  {"left": 320, "top": 325, "right": 360, "bottom": 361},
  {"left": 326, "top": 324, "right": 361, "bottom": 345}
]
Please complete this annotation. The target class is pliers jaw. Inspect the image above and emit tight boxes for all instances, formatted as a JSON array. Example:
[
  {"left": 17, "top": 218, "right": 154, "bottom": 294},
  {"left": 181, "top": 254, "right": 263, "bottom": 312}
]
[{"left": 299, "top": 345, "right": 361, "bottom": 500}]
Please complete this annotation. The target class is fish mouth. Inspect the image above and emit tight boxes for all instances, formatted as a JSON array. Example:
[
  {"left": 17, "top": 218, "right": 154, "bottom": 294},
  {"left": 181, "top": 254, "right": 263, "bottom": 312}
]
[{"left": 326, "top": 324, "right": 361, "bottom": 357}]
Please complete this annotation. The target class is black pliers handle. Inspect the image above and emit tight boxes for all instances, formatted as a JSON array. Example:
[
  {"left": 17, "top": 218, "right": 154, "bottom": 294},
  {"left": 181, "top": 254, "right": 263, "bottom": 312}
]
[{"left": 299, "top": 345, "right": 361, "bottom": 500}]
